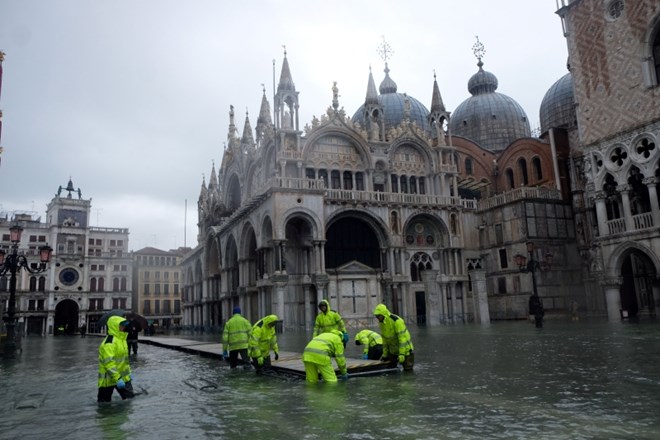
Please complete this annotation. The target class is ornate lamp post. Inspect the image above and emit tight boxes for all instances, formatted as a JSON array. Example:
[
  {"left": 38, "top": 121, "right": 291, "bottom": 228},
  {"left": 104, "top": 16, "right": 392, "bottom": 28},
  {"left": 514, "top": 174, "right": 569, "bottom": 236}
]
[
  {"left": 515, "top": 242, "right": 554, "bottom": 328},
  {"left": 1, "top": 224, "right": 52, "bottom": 357},
  {"left": 515, "top": 242, "right": 554, "bottom": 296}
]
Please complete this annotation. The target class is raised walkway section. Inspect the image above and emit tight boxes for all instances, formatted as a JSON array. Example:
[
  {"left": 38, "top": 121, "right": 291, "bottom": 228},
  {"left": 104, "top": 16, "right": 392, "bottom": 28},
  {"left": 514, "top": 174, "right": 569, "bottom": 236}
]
[{"left": 140, "top": 336, "right": 398, "bottom": 378}]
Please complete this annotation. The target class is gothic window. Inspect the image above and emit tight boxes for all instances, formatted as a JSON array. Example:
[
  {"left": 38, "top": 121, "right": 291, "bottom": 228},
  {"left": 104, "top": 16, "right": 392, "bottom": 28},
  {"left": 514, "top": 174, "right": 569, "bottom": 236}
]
[
  {"left": 410, "top": 252, "right": 433, "bottom": 282},
  {"left": 305, "top": 168, "right": 316, "bottom": 179},
  {"left": 518, "top": 158, "right": 529, "bottom": 186},
  {"left": 533, "top": 157, "right": 543, "bottom": 181},
  {"left": 628, "top": 166, "right": 651, "bottom": 214},
  {"left": 604, "top": 173, "right": 622, "bottom": 220},
  {"left": 419, "top": 177, "right": 426, "bottom": 194},
  {"left": 410, "top": 176, "right": 418, "bottom": 194},
  {"left": 506, "top": 168, "right": 515, "bottom": 189},
  {"left": 391, "top": 175, "right": 399, "bottom": 193}
]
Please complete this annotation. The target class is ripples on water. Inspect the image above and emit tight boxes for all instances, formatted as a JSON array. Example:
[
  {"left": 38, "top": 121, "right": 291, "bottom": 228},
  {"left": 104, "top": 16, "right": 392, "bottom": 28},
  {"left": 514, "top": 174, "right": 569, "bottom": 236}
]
[{"left": 1, "top": 320, "right": 659, "bottom": 439}]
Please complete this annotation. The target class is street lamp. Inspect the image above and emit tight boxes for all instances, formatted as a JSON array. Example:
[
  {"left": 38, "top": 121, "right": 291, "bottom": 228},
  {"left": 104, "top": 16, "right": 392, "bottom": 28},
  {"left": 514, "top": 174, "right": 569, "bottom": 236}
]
[
  {"left": 0, "top": 224, "right": 52, "bottom": 357},
  {"left": 515, "top": 242, "right": 553, "bottom": 328},
  {"left": 514, "top": 242, "right": 553, "bottom": 296}
]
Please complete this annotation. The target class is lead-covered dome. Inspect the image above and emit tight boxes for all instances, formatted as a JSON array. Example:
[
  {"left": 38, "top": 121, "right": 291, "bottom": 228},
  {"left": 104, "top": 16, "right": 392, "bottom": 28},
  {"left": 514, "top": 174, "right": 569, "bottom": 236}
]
[
  {"left": 539, "top": 72, "right": 575, "bottom": 135},
  {"left": 352, "top": 65, "right": 432, "bottom": 134},
  {"left": 450, "top": 61, "right": 531, "bottom": 152}
]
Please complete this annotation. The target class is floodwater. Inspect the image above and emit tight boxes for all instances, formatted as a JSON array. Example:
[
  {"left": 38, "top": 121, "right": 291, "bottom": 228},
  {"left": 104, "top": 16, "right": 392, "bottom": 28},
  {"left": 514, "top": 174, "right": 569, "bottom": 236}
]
[{"left": 1, "top": 319, "right": 660, "bottom": 440}]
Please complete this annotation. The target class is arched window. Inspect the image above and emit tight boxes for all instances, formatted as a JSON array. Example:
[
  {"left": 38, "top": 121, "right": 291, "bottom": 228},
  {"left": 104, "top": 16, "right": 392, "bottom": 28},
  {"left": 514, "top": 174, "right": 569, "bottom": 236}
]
[
  {"left": 465, "top": 158, "right": 473, "bottom": 175},
  {"left": 98, "top": 277, "right": 105, "bottom": 292},
  {"left": 518, "top": 158, "right": 529, "bottom": 186},
  {"left": 410, "top": 252, "right": 433, "bottom": 282},
  {"left": 343, "top": 171, "right": 353, "bottom": 190},
  {"left": 38, "top": 276, "right": 46, "bottom": 291},
  {"left": 418, "top": 177, "right": 426, "bottom": 194},
  {"left": 121, "top": 277, "right": 127, "bottom": 290},
  {"left": 604, "top": 173, "right": 621, "bottom": 220},
  {"left": 533, "top": 157, "right": 543, "bottom": 181},
  {"left": 90, "top": 278, "right": 97, "bottom": 292},
  {"left": 355, "top": 172, "right": 364, "bottom": 191},
  {"left": 400, "top": 176, "right": 408, "bottom": 194},
  {"left": 113, "top": 278, "right": 120, "bottom": 292},
  {"left": 410, "top": 176, "right": 418, "bottom": 194},
  {"left": 331, "top": 170, "right": 340, "bottom": 189},
  {"left": 29, "top": 276, "right": 37, "bottom": 292},
  {"left": 506, "top": 168, "right": 515, "bottom": 189},
  {"left": 391, "top": 174, "right": 399, "bottom": 193},
  {"left": 318, "top": 169, "right": 328, "bottom": 188}
]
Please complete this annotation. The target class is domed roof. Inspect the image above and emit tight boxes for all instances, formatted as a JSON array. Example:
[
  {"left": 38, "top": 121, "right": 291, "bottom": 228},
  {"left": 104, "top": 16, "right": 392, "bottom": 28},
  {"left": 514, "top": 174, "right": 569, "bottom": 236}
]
[
  {"left": 449, "top": 61, "right": 531, "bottom": 152},
  {"left": 352, "top": 65, "right": 432, "bottom": 134},
  {"left": 539, "top": 72, "right": 575, "bottom": 135}
]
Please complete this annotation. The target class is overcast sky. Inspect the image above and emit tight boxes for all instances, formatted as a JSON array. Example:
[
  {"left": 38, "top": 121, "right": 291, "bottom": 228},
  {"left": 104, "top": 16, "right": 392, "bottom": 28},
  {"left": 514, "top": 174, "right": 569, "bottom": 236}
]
[{"left": 0, "top": 1, "right": 569, "bottom": 252}]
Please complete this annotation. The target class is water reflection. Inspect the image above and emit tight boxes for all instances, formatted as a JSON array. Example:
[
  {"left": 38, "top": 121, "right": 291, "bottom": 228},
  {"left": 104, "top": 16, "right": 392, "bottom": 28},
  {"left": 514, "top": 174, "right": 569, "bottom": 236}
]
[{"left": 1, "top": 320, "right": 660, "bottom": 439}]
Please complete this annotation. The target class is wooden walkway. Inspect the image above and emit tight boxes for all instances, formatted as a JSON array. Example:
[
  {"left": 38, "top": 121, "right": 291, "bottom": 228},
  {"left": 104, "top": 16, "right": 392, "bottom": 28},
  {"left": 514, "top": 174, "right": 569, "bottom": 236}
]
[{"left": 140, "top": 336, "right": 399, "bottom": 377}]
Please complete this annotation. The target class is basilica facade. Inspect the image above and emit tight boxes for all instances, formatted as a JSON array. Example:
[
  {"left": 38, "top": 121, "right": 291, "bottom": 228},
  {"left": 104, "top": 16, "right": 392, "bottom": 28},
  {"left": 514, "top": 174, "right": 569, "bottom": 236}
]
[{"left": 181, "top": 0, "right": 660, "bottom": 331}]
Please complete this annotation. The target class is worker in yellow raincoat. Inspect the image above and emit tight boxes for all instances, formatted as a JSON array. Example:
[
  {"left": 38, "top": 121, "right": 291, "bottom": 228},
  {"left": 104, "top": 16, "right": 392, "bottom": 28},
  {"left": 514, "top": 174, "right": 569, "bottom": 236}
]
[
  {"left": 313, "top": 299, "right": 346, "bottom": 337},
  {"left": 248, "top": 314, "right": 280, "bottom": 373},
  {"left": 373, "top": 303, "right": 414, "bottom": 371},
  {"left": 97, "top": 316, "right": 134, "bottom": 402},
  {"left": 354, "top": 329, "right": 383, "bottom": 360},
  {"left": 302, "top": 329, "right": 349, "bottom": 383}
]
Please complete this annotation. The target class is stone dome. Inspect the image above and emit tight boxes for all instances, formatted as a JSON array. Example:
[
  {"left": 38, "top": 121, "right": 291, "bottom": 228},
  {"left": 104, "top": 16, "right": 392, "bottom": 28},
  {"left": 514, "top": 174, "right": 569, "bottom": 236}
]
[
  {"left": 539, "top": 72, "right": 576, "bottom": 135},
  {"left": 449, "top": 62, "right": 531, "bottom": 152},
  {"left": 352, "top": 66, "right": 432, "bottom": 134}
]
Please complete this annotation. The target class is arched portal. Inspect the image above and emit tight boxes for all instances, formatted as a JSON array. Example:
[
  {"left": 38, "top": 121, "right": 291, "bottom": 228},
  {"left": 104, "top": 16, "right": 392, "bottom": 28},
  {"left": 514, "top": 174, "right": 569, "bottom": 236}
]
[
  {"left": 325, "top": 217, "right": 381, "bottom": 269},
  {"left": 54, "top": 299, "right": 79, "bottom": 335},
  {"left": 620, "top": 250, "right": 656, "bottom": 318}
]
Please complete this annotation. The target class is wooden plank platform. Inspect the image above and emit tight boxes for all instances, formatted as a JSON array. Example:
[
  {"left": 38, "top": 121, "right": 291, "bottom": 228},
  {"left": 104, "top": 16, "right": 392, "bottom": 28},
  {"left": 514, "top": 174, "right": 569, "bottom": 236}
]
[{"left": 140, "top": 336, "right": 399, "bottom": 377}]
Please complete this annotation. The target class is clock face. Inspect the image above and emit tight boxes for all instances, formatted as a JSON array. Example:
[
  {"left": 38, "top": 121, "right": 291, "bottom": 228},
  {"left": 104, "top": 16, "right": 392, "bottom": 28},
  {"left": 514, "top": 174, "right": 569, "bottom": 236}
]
[{"left": 59, "top": 268, "right": 80, "bottom": 286}]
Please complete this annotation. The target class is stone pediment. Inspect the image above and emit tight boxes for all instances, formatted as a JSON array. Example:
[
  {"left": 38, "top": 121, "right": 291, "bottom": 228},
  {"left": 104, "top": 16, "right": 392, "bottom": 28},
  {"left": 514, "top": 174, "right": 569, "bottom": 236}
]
[{"left": 335, "top": 260, "right": 375, "bottom": 274}]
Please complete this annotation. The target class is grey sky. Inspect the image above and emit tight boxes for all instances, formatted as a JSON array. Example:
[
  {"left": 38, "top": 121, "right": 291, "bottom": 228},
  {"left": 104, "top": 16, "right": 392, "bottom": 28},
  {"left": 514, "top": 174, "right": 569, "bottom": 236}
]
[{"left": 0, "top": 1, "right": 568, "bottom": 251}]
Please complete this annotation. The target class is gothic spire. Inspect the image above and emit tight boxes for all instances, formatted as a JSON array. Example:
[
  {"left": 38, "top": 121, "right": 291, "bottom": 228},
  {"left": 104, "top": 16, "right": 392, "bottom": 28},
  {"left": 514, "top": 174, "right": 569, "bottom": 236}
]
[{"left": 365, "top": 66, "right": 378, "bottom": 105}]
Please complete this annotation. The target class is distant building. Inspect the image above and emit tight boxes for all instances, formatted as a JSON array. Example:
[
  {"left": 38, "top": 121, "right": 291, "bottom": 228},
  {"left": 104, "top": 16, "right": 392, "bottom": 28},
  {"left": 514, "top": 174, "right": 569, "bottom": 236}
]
[
  {"left": 0, "top": 179, "right": 132, "bottom": 335},
  {"left": 132, "top": 246, "right": 189, "bottom": 329}
]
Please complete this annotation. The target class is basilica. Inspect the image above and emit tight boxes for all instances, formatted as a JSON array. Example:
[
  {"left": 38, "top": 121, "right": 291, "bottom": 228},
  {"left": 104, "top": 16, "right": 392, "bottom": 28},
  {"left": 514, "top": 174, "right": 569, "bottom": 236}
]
[{"left": 181, "top": 0, "right": 660, "bottom": 331}]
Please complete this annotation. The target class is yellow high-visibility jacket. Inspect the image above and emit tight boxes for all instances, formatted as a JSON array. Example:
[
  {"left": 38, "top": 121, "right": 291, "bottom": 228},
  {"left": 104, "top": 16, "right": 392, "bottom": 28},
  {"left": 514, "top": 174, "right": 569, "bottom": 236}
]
[
  {"left": 313, "top": 299, "right": 346, "bottom": 336},
  {"left": 222, "top": 313, "right": 252, "bottom": 351},
  {"left": 302, "top": 331, "right": 347, "bottom": 375},
  {"left": 98, "top": 316, "right": 131, "bottom": 388},
  {"left": 354, "top": 329, "right": 383, "bottom": 357},
  {"left": 248, "top": 315, "right": 279, "bottom": 359},
  {"left": 373, "top": 304, "right": 414, "bottom": 357}
]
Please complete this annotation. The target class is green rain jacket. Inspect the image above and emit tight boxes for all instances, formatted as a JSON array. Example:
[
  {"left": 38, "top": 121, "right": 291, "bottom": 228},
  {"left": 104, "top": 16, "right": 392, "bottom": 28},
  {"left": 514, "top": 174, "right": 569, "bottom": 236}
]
[
  {"left": 303, "top": 330, "right": 347, "bottom": 375},
  {"left": 222, "top": 313, "right": 252, "bottom": 351},
  {"left": 373, "top": 304, "right": 414, "bottom": 357},
  {"left": 248, "top": 315, "right": 279, "bottom": 359},
  {"left": 98, "top": 316, "right": 131, "bottom": 388},
  {"left": 354, "top": 329, "right": 383, "bottom": 357},
  {"left": 313, "top": 299, "right": 346, "bottom": 336}
]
